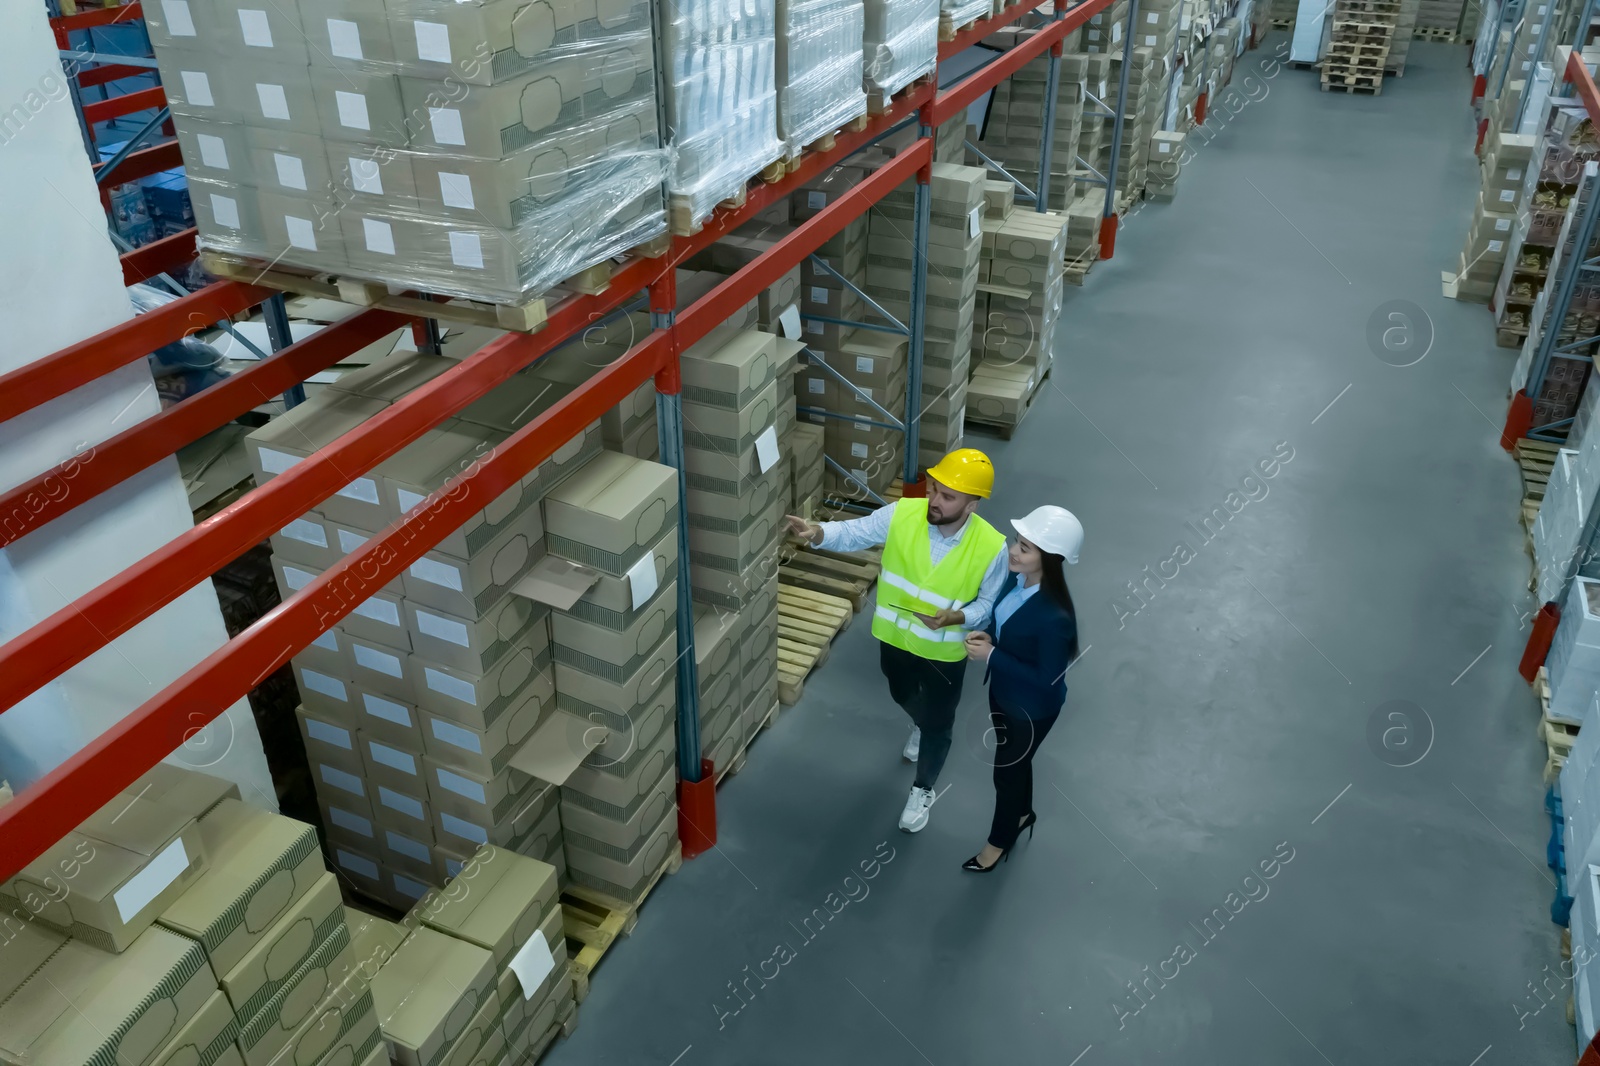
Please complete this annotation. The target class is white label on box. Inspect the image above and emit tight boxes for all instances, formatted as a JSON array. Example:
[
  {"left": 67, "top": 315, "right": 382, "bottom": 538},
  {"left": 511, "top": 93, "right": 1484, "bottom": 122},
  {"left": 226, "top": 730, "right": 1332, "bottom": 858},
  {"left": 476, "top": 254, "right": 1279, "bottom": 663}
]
[
  {"left": 181, "top": 71, "right": 213, "bottom": 107},
  {"left": 1143, "top": 35, "right": 1157, "bottom": 45},
  {"left": 336, "top": 91, "right": 371, "bottom": 131},
  {"left": 778, "top": 305, "right": 801, "bottom": 339},
  {"left": 212, "top": 194, "right": 240, "bottom": 230},
  {"left": 429, "top": 107, "right": 466, "bottom": 146},
  {"left": 238, "top": 9, "right": 273, "bottom": 46},
  {"left": 362, "top": 693, "right": 412, "bottom": 727},
  {"left": 425, "top": 666, "right": 476, "bottom": 703},
  {"left": 1158, "top": 142, "right": 1172, "bottom": 154},
  {"left": 386, "top": 830, "right": 430, "bottom": 862},
  {"left": 282, "top": 519, "right": 325, "bottom": 546},
  {"left": 808, "top": 378, "right": 825, "bottom": 394},
  {"left": 285, "top": 215, "right": 316, "bottom": 250},
  {"left": 338, "top": 476, "right": 380, "bottom": 504},
  {"left": 113, "top": 837, "right": 190, "bottom": 923},
  {"left": 1147, "top": 11, "right": 1158, "bottom": 22},
  {"left": 355, "top": 596, "right": 401, "bottom": 627},
  {"left": 336, "top": 527, "right": 368, "bottom": 553},
  {"left": 336, "top": 849, "right": 379, "bottom": 880},
  {"left": 439, "top": 172, "right": 475, "bottom": 209},
  {"left": 368, "top": 741, "right": 417, "bottom": 775},
  {"left": 349, "top": 157, "right": 383, "bottom": 194},
  {"left": 1495, "top": 218, "right": 1511, "bottom": 232},
  {"left": 969, "top": 206, "right": 982, "bottom": 238},
  {"left": 378, "top": 786, "right": 423, "bottom": 819},
  {"left": 509, "top": 930, "right": 556, "bottom": 1000},
  {"left": 321, "top": 765, "right": 365, "bottom": 797},
  {"left": 441, "top": 812, "right": 488, "bottom": 845},
  {"left": 448, "top": 231, "right": 484, "bottom": 269},
  {"left": 1181, "top": 12, "right": 1190, "bottom": 28},
  {"left": 259, "top": 446, "right": 297, "bottom": 480},
  {"left": 162, "top": 0, "right": 196, "bottom": 35},
  {"left": 327, "top": 18, "right": 363, "bottom": 59},
  {"left": 855, "top": 356, "right": 875, "bottom": 374},
  {"left": 806, "top": 319, "right": 821, "bottom": 335},
  {"left": 754, "top": 425, "right": 780, "bottom": 473},
  {"left": 807, "top": 191, "right": 826, "bottom": 209},
  {"left": 1509, "top": 168, "right": 1523, "bottom": 180},
  {"left": 393, "top": 873, "right": 428, "bottom": 899},
  {"left": 363, "top": 218, "right": 396, "bottom": 255},
  {"left": 435, "top": 766, "right": 487, "bottom": 803},
  {"left": 1111, "top": 21, "right": 1121, "bottom": 40},
  {"left": 1489, "top": 240, "right": 1504, "bottom": 253},
  {"left": 197, "top": 134, "right": 229, "bottom": 170},
  {"left": 430, "top": 717, "right": 482, "bottom": 754},
  {"left": 1499, "top": 189, "right": 1515, "bottom": 202},
  {"left": 810, "top": 285, "right": 828, "bottom": 304},
  {"left": 312, "top": 630, "right": 338, "bottom": 652},
  {"left": 417, "top": 608, "right": 470, "bottom": 647},
  {"left": 414, "top": 20, "right": 452, "bottom": 62},
  {"left": 411, "top": 556, "right": 464, "bottom": 591},
  {"left": 274, "top": 152, "right": 307, "bottom": 191},
  {"left": 353, "top": 644, "right": 402, "bottom": 677},
  {"left": 256, "top": 83, "right": 290, "bottom": 121},
  {"left": 281, "top": 564, "right": 312, "bottom": 591},
  {"left": 306, "top": 718, "right": 353, "bottom": 750},
  {"left": 328, "top": 807, "right": 373, "bottom": 838},
  {"left": 397, "top": 489, "right": 426, "bottom": 513},
  {"left": 300, "top": 669, "right": 347, "bottom": 701},
  {"left": 626, "top": 553, "right": 659, "bottom": 609},
  {"left": 851, "top": 442, "right": 869, "bottom": 459}
]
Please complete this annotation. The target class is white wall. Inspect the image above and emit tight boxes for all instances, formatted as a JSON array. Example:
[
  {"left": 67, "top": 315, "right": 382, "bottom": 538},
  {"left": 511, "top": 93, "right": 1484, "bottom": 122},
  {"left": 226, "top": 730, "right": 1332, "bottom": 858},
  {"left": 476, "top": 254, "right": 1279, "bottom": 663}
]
[{"left": 0, "top": 4, "right": 275, "bottom": 808}]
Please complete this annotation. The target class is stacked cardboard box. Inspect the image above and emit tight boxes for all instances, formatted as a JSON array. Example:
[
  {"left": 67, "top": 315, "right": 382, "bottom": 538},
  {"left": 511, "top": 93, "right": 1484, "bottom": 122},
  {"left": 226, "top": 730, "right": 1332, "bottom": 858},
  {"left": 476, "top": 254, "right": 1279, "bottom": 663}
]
[
  {"left": 247, "top": 348, "right": 601, "bottom": 905},
  {"left": 659, "top": 0, "right": 782, "bottom": 231},
  {"left": 542, "top": 452, "right": 683, "bottom": 902},
  {"left": 977, "top": 29, "right": 1085, "bottom": 213},
  {"left": 970, "top": 209, "right": 1067, "bottom": 431},
  {"left": 693, "top": 606, "right": 745, "bottom": 772},
  {"left": 1146, "top": 130, "right": 1185, "bottom": 201},
  {"left": 864, "top": 0, "right": 939, "bottom": 101},
  {"left": 148, "top": 0, "right": 668, "bottom": 304},
  {"left": 776, "top": 0, "right": 868, "bottom": 159},
  {"left": 1065, "top": 53, "right": 1112, "bottom": 205}
]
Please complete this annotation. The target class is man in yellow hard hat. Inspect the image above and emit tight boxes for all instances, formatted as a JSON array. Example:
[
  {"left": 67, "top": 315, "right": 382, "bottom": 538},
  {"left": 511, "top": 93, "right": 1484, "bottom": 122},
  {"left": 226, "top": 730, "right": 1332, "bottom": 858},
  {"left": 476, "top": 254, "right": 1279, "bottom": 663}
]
[{"left": 786, "top": 448, "right": 1008, "bottom": 833}]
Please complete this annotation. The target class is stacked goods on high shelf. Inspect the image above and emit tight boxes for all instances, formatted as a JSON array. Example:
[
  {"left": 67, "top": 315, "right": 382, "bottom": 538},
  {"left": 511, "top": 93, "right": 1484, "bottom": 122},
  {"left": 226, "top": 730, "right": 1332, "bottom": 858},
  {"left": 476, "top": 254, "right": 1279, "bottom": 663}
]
[
  {"left": 975, "top": 28, "right": 1087, "bottom": 212},
  {"left": 1321, "top": 0, "right": 1400, "bottom": 94},
  {"left": 871, "top": 165, "right": 986, "bottom": 470},
  {"left": 970, "top": 200, "right": 1068, "bottom": 435},
  {"left": 1452, "top": 126, "right": 1534, "bottom": 305},
  {"left": 659, "top": 0, "right": 783, "bottom": 233},
  {"left": 775, "top": 0, "right": 869, "bottom": 165},
  {"left": 145, "top": 0, "right": 668, "bottom": 308},
  {"left": 1146, "top": 131, "right": 1187, "bottom": 201},
  {"left": 936, "top": 116, "right": 968, "bottom": 164},
  {"left": 1475, "top": 0, "right": 1553, "bottom": 128},
  {"left": 246, "top": 347, "right": 597, "bottom": 909},
  {"left": 0, "top": 769, "right": 390, "bottom": 1066},
  {"left": 940, "top": 0, "right": 991, "bottom": 39},
  {"left": 1065, "top": 53, "right": 1112, "bottom": 207},
  {"left": 1561, "top": 715, "right": 1600, "bottom": 1038},
  {"left": 1530, "top": 394, "right": 1600, "bottom": 610},
  {"left": 864, "top": 0, "right": 939, "bottom": 107}
]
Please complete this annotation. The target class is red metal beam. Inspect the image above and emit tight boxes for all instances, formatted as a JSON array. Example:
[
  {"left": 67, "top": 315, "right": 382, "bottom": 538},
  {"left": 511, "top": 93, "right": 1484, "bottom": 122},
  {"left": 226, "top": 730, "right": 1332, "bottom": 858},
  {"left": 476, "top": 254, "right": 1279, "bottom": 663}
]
[
  {"left": 95, "top": 141, "right": 184, "bottom": 185},
  {"left": 0, "top": 280, "right": 268, "bottom": 424},
  {"left": 81, "top": 85, "right": 166, "bottom": 126},
  {"left": 1568, "top": 50, "right": 1600, "bottom": 126},
  {"left": 0, "top": 310, "right": 409, "bottom": 549},
  {"left": 119, "top": 224, "right": 195, "bottom": 285},
  {"left": 78, "top": 63, "right": 153, "bottom": 89},
  {"left": 931, "top": 3, "right": 1103, "bottom": 125},
  {"left": 0, "top": 329, "right": 672, "bottom": 883}
]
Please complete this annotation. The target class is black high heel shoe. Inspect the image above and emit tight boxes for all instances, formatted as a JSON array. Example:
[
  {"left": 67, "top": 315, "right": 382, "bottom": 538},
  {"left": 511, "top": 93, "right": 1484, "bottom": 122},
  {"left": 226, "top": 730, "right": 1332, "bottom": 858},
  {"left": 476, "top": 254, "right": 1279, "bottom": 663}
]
[
  {"left": 1018, "top": 811, "right": 1037, "bottom": 840},
  {"left": 961, "top": 849, "right": 1010, "bottom": 872}
]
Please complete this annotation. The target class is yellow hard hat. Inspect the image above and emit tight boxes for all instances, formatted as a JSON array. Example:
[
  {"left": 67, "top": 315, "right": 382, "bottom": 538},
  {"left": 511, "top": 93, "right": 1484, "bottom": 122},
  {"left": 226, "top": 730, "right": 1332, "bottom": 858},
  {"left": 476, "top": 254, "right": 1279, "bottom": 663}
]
[{"left": 925, "top": 448, "right": 995, "bottom": 498}]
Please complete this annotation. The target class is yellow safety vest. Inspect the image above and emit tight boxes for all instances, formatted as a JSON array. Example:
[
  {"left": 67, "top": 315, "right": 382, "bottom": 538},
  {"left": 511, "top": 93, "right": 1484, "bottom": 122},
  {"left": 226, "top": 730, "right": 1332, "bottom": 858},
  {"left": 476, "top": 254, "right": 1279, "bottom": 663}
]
[{"left": 871, "top": 498, "right": 1006, "bottom": 662}]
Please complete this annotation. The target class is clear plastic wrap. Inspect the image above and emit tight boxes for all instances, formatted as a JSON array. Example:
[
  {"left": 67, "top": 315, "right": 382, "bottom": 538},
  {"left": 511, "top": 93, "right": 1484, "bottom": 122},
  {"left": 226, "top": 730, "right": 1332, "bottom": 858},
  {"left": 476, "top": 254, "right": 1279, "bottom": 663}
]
[
  {"left": 149, "top": 0, "right": 670, "bottom": 305},
  {"left": 863, "top": 0, "right": 939, "bottom": 97},
  {"left": 942, "top": 0, "right": 991, "bottom": 33},
  {"left": 659, "top": 0, "right": 784, "bottom": 227},
  {"left": 776, "top": 0, "right": 868, "bottom": 157}
]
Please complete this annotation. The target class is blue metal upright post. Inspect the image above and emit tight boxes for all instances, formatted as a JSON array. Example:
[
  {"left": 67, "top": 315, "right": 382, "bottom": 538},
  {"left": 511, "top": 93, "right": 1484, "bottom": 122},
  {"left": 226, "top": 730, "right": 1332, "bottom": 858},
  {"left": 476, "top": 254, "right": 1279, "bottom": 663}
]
[
  {"left": 1100, "top": 0, "right": 1141, "bottom": 258},
  {"left": 904, "top": 123, "right": 934, "bottom": 486},
  {"left": 1036, "top": 40, "right": 1063, "bottom": 214},
  {"left": 261, "top": 294, "right": 306, "bottom": 409}
]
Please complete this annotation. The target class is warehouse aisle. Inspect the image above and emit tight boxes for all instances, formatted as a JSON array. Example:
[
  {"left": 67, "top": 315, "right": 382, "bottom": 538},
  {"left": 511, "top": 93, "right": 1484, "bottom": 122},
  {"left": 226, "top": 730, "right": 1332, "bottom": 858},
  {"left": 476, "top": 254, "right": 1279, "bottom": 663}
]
[{"left": 550, "top": 40, "right": 1568, "bottom": 1065}]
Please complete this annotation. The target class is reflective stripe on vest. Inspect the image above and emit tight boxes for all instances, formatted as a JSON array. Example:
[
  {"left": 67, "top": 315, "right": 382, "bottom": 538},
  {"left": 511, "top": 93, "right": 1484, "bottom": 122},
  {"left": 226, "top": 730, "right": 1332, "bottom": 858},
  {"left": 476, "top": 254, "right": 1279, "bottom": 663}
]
[{"left": 871, "top": 498, "right": 1006, "bottom": 662}]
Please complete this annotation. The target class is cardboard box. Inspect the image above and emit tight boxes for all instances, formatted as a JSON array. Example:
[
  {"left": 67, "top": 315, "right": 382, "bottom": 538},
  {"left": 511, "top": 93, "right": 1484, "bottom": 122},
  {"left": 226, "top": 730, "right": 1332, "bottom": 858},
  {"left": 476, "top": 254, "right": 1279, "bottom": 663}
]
[
  {"left": 563, "top": 807, "right": 677, "bottom": 901},
  {"left": 235, "top": 924, "right": 354, "bottom": 1066},
  {"left": 271, "top": 514, "right": 338, "bottom": 570},
  {"left": 405, "top": 595, "right": 548, "bottom": 682},
  {"left": 553, "top": 633, "right": 675, "bottom": 726},
  {"left": 682, "top": 439, "right": 785, "bottom": 501},
  {"left": 681, "top": 380, "right": 779, "bottom": 454},
  {"left": 311, "top": 757, "right": 373, "bottom": 812},
  {"left": 307, "top": 66, "right": 408, "bottom": 147},
  {"left": 689, "top": 552, "right": 779, "bottom": 611},
  {"left": 273, "top": 556, "right": 410, "bottom": 651},
  {"left": 241, "top": 962, "right": 380, "bottom": 1066},
  {"left": 295, "top": 702, "right": 362, "bottom": 770},
  {"left": 358, "top": 736, "right": 426, "bottom": 796},
  {"left": 215, "top": 0, "right": 310, "bottom": 63},
  {"left": 0, "top": 928, "right": 215, "bottom": 1066},
  {"left": 369, "top": 927, "right": 496, "bottom": 1066},
  {"left": 218, "top": 871, "right": 343, "bottom": 1023},
  {"left": 560, "top": 763, "right": 675, "bottom": 855},
  {"left": 408, "top": 632, "right": 553, "bottom": 733},
  {"left": 346, "top": 633, "right": 413, "bottom": 702},
  {"left": 432, "top": 780, "right": 557, "bottom": 854},
  {"left": 158, "top": 800, "right": 324, "bottom": 977},
  {"left": 150, "top": 990, "right": 238, "bottom": 1066},
  {"left": 418, "top": 672, "right": 550, "bottom": 779},
  {"left": 560, "top": 709, "right": 675, "bottom": 821},
  {"left": 351, "top": 687, "right": 424, "bottom": 749},
  {"left": 551, "top": 581, "right": 676, "bottom": 685},
  {"left": 246, "top": 391, "right": 386, "bottom": 496},
  {"left": 130, "top": 763, "right": 240, "bottom": 820},
  {"left": 384, "top": 0, "right": 651, "bottom": 83},
  {"left": 372, "top": 781, "right": 436, "bottom": 841},
  {"left": 154, "top": 48, "right": 239, "bottom": 123},
  {"left": 376, "top": 424, "right": 539, "bottom": 552},
  {"left": 558, "top": 528, "right": 678, "bottom": 633},
  {"left": 234, "top": 57, "right": 322, "bottom": 133},
  {"left": 174, "top": 117, "right": 253, "bottom": 186},
  {"left": 680, "top": 331, "right": 779, "bottom": 411},
  {"left": 326, "top": 144, "right": 420, "bottom": 211},
  {"left": 416, "top": 847, "right": 559, "bottom": 969},
  {"left": 296, "top": 0, "right": 393, "bottom": 65},
  {"left": 687, "top": 504, "right": 780, "bottom": 574},
  {"left": 401, "top": 513, "right": 547, "bottom": 624},
  {"left": 320, "top": 797, "right": 380, "bottom": 851},
  {"left": 542, "top": 452, "right": 678, "bottom": 577}
]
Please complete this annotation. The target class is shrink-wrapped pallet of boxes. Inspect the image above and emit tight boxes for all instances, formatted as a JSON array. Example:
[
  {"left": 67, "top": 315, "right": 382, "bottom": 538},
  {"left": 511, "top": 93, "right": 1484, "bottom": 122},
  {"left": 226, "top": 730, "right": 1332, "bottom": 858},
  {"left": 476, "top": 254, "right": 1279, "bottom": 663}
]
[
  {"left": 777, "top": 0, "right": 869, "bottom": 162},
  {"left": 864, "top": 0, "right": 939, "bottom": 105},
  {"left": 147, "top": 0, "right": 669, "bottom": 307}
]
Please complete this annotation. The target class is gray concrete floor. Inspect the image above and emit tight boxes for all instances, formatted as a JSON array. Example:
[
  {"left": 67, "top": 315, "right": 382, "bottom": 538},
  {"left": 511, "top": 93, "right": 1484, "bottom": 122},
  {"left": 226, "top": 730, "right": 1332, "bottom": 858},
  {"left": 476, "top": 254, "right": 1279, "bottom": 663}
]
[{"left": 549, "top": 39, "right": 1572, "bottom": 1065}]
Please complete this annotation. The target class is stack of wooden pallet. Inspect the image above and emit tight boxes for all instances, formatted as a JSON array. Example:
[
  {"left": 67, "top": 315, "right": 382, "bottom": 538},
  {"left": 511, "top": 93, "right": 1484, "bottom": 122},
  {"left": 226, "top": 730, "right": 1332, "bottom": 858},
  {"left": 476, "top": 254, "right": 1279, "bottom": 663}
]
[{"left": 1321, "top": 0, "right": 1400, "bottom": 94}]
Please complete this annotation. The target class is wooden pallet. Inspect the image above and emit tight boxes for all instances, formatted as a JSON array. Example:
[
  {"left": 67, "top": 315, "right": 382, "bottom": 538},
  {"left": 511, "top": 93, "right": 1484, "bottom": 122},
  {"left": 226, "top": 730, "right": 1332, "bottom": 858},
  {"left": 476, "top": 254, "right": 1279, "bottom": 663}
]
[
  {"left": 718, "top": 699, "right": 781, "bottom": 783},
  {"left": 199, "top": 251, "right": 549, "bottom": 332},
  {"left": 939, "top": 11, "right": 982, "bottom": 40},
  {"left": 1414, "top": 25, "right": 1456, "bottom": 39},
  {"left": 776, "top": 584, "right": 855, "bottom": 705},
  {"left": 779, "top": 537, "right": 883, "bottom": 610},
  {"left": 1515, "top": 438, "right": 1559, "bottom": 508},
  {"left": 1321, "top": 75, "right": 1384, "bottom": 93},
  {"left": 524, "top": 1001, "right": 580, "bottom": 1064},
  {"left": 668, "top": 160, "right": 787, "bottom": 237},
  {"left": 869, "top": 74, "right": 936, "bottom": 117},
  {"left": 1328, "top": 40, "right": 1391, "bottom": 58},
  {"left": 562, "top": 845, "right": 683, "bottom": 1003},
  {"left": 782, "top": 113, "right": 871, "bottom": 172},
  {"left": 822, "top": 475, "right": 906, "bottom": 515}
]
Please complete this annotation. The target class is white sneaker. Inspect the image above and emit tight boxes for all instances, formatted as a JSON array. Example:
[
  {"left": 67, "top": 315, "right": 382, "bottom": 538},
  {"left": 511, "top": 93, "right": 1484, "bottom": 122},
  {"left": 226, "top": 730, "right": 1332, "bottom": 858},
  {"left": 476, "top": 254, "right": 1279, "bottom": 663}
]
[
  {"left": 902, "top": 727, "right": 921, "bottom": 763},
  {"left": 899, "top": 786, "right": 935, "bottom": 833}
]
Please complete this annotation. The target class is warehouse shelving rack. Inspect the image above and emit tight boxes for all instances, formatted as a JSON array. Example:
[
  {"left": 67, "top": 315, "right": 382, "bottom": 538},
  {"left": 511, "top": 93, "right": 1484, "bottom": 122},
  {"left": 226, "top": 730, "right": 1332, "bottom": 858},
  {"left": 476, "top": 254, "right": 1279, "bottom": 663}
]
[{"left": 0, "top": 0, "right": 1137, "bottom": 881}]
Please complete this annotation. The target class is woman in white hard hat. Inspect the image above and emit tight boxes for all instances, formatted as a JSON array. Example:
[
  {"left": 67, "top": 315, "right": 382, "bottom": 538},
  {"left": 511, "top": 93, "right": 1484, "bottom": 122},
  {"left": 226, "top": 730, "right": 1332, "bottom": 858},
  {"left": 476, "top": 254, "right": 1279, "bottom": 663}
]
[{"left": 961, "top": 505, "right": 1083, "bottom": 873}]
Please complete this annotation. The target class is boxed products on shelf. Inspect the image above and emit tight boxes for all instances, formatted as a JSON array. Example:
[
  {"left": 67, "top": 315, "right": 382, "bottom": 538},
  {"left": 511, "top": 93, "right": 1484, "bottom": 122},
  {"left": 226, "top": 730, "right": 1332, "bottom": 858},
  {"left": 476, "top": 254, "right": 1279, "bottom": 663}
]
[
  {"left": 777, "top": 0, "right": 869, "bottom": 159},
  {"left": 147, "top": 0, "right": 670, "bottom": 306},
  {"left": 863, "top": 0, "right": 939, "bottom": 101}
]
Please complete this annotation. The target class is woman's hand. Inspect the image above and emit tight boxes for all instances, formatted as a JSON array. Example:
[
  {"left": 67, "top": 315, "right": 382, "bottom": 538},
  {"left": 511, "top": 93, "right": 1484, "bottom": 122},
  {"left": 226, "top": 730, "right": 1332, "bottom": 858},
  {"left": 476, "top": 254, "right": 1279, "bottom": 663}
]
[
  {"left": 964, "top": 631, "right": 993, "bottom": 663},
  {"left": 913, "top": 607, "right": 966, "bottom": 630}
]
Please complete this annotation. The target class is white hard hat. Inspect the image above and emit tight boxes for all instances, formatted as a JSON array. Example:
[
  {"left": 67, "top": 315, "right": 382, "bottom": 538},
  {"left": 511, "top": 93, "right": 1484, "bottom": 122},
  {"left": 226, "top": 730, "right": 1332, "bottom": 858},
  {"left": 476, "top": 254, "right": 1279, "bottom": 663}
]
[{"left": 1011, "top": 506, "right": 1083, "bottom": 564}]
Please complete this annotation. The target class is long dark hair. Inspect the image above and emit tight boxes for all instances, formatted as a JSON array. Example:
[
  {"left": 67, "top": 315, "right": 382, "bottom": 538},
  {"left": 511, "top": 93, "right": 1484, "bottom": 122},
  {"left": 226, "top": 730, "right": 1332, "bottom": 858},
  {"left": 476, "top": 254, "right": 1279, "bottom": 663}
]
[{"left": 1039, "top": 551, "right": 1080, "bottom": 663}]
